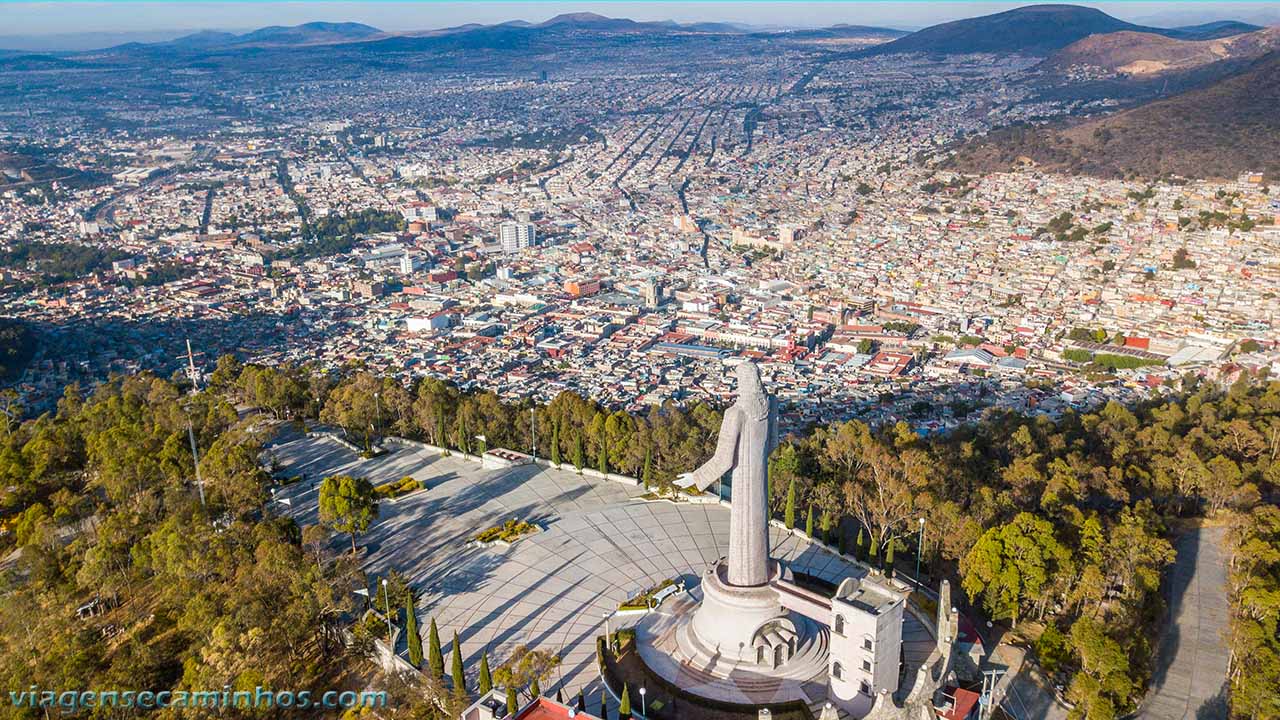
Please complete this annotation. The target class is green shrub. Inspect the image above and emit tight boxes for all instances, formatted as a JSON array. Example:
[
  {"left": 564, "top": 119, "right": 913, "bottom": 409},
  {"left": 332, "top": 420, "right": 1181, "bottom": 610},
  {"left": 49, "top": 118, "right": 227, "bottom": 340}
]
[
  {"left": 619, "top": 579, "right": 676, "bottom": 611},
  {"left": 375, "top": 476, "right": 423, "bottom": 499},
  {"left": 474, "top": 519, "right": 538, "bottom": 543}
]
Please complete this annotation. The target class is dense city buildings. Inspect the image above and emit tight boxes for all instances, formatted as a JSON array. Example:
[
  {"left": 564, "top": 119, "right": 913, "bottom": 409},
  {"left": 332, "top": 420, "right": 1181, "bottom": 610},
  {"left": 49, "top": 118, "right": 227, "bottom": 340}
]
[{"left": 2, "top": 21, "right": 1274, "bottom": 431}]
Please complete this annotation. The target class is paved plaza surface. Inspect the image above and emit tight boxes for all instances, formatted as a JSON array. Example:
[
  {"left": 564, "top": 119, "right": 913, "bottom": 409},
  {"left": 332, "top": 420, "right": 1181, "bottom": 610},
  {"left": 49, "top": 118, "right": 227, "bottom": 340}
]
[
  {"left": 1136, "top": 526, "right": 1231, "bottom": 720},
  {"left": 268, "top": 435, "right": 925, "bottom": 703}
]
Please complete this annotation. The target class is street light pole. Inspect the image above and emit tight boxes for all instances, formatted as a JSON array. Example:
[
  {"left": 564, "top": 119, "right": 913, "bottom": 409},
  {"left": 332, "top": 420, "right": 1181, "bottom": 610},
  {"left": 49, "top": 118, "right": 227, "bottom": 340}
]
[
  {"left": 640, "top": 687, "right": 647, "bottom": 719},
  {"left": 185, "top": 414, "right": 206, "bottom": 509},
  {"left": 530, "top": 407, "right": 536, "bottom": 457},
  {"left": 915, "top": 517, "right": 926, "bottom": 584},
  {"left": 381, "top": 578, "right": 393, "bottom": 646},
  {"left": 373, "top": 391, "right": 382, "bottom": 441}
]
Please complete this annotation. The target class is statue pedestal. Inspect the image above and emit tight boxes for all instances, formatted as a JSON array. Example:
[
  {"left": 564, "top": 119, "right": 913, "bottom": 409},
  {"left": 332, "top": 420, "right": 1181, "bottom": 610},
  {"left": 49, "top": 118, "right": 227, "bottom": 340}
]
[
  {"left": 681, "top": 559, "right": 788, "bottom": 667},
  {"left": 633, "top": 559, "right": 831, "bottom": 707}
]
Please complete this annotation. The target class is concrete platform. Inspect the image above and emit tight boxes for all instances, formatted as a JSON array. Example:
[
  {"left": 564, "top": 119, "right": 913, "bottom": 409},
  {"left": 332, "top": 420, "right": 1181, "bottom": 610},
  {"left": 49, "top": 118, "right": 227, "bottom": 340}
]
[{"left": 269, "top": 434, "right": 922, "bottom": 705}]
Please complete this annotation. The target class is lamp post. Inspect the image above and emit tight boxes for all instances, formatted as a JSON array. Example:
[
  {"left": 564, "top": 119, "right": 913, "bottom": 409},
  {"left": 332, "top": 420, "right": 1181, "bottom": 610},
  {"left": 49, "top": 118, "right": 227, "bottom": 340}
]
[
  {"left": 639, "top": 687, "right": 647, "bottom": 719},
  {"left": 915, "top": 517, "right": 926, "bottom": 584},
  {"left": 373, "top": 391, "right": 382, "bottom": 441},
  {"left": 381, "top": 578, "right": 393, "bottom": 645},
  {"left": 185, "top": 414, "right": 206, "bottom": 509}
]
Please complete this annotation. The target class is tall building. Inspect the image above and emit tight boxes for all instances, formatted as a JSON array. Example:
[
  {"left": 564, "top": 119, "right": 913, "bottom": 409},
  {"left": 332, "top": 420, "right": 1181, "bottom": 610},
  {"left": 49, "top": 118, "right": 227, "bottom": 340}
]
[{"left": 500, "top": 222, "right": 536, "bottom": 254}]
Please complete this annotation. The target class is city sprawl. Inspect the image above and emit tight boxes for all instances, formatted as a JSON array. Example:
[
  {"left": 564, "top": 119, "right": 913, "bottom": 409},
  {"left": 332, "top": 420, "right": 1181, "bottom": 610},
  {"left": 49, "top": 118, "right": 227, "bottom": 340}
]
[{"left": 3, "top": 24, "right": 1278, "bottom": 432}]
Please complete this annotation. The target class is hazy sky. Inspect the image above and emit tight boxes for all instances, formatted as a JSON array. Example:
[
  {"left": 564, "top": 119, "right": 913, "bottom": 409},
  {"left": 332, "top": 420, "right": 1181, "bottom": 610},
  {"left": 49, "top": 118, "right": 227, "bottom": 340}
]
[{"left": 3, "top": 1, "right": 1278, "bottom": 40}]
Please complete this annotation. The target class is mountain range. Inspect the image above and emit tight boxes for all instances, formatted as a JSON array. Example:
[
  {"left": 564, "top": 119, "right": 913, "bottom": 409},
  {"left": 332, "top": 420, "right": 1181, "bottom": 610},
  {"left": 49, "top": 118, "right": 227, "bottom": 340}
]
[{"left": 5, "top": 6, "right": 1257, "bottom": 62}]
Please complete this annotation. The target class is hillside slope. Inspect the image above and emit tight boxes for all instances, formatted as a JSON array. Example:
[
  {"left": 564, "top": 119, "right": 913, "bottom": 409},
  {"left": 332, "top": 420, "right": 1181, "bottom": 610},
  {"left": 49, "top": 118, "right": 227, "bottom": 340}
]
[
  {"left": 1046, "top": 26, "right": 1280, "bottom": 76},
  {"left": 946, "top": 52, "right": 1280, "bottom": 179}
]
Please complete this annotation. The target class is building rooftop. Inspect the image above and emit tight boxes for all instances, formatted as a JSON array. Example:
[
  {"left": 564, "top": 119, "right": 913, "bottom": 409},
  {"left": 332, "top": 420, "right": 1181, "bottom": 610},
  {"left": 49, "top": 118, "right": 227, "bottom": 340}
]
[{"left": 834, "top": 575, "right": 906, "bottom": 616}]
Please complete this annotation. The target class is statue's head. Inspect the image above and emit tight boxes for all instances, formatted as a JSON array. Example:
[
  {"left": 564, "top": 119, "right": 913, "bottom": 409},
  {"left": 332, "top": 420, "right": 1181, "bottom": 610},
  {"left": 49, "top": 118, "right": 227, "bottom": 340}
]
[{"left": 734, "top": 361, "right": 769, "bottom": 419}]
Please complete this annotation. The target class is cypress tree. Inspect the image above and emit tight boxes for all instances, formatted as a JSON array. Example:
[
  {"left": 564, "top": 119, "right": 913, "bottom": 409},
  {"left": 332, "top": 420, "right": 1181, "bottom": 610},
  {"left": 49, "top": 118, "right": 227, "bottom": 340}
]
[
  {"left": 885, "top": 538, "right": 896, "bottom": 578},
  {"left": 531, "top": 677, "right": 541, "bottom": 699},
  {"left": 856, "top": 527, "right": 865, "bottom": 559},
  {"left": 577, "top": 690, "right": 586, "bottom": 713},
  {"left": 597, "top": 441, "right": 608, "bottom": 475},
  {"left": 599, "top": 690, "right": 608, "bottom": 719},
  {"left": 506, "top": 686, "right": 519, "bottom": 715},
  {"left": 619, "top": 684, "right": 631, "bottom": 719},
  {"left": 436, "top": 413, "right": 449, "bottom": 455},
  {"left": 478, "top": 652, "right": 492, "bottom": 695},
  {"left": 427, "top": 618, "right": 444, "bottom": 678},
  {"left": 820, "top": 510, "right": 833, "bottom": 542},
  {"left": 805, "top": 504, "right": 815, "bottom": 537},
  {"left": 642, "top": 446, "right": 653, "bottom": 490},
  {"left": 450, "top": 631, "right": 465, "bottom": 692},
  {"left": 551, "top": 423, "right": 561, "bottom": 465},
  {"left": 458, "top": 416, "right": 470, "bottom": 455},
  {"left": 405, "top": 592, "right": 422, "bottom": 668},
  {"left": 838, "top": 526, "right": 849, "bottom": 555},
  {"left": 868, "top": 532, "right": 879, "bottom": 565},
  {"left": 573, "top": 431, "right": 585, "bottom": 472},
  {"left": 784, "top": 479, "right": 797, "bottom": 529},
  {"left": 556, "top": 688, "right": 564, "bottom": 704}
]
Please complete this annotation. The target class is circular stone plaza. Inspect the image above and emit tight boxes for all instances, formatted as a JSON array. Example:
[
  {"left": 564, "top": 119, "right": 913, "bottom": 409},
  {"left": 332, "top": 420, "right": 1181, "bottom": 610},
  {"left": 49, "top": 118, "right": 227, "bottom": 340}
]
[{"left": 268, "top": 432, "right": 937, "bottom": 718}]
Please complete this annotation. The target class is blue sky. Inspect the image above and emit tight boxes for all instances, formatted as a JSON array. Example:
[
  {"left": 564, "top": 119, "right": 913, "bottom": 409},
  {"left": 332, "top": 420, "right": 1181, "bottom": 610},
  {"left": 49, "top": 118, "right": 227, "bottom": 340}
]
[{"left": 2, "top": 1, "right": 1277, "bottom": 42}]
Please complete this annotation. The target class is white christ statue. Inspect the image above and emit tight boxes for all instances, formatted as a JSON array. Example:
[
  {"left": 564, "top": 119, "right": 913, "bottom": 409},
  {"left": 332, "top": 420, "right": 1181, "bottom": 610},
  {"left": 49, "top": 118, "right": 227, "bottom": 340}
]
[{"left": 676, "top": 361, "right": 778, "bottom": 587}]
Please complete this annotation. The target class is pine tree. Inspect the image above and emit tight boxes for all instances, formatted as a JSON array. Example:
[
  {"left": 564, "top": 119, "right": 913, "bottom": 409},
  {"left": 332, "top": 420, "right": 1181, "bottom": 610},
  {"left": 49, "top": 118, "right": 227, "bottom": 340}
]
[
  {"left": 451, "top": 631, "right": 465, "bottom": 693},
  {"left": 784, "top": 479, "right": 797, "bottom": 529},
  {"left": 597, "top": 441, "right": 608, "bottom": 475},
  {"left": 805, "top": 504, "right": 815, "bottom": 537},
  {"left": 573, "top": 431, "right": 585, "bottom": 472},
  {"left": 530, "top": 677, "right": 541, "bottom": 699},
  {"left": 405, "top": 592, "right": 423, "bottom": 668},
  {"left": 619, "top": 683, "right": 631, "bottom": 719},
  {"left": 884, "top": 538, "right": 895, "bottom": 578},
  {"left": 478, "top": 652, "right": 492, "bottom": 695},
  {"left": 551, "top": 423, "right": 561, "bottom": 465},
  {"left": 506, "top": 686, "right": 519, "bottom": 715},
  {"left": 427, "top": 618, "right": 444, "bottom": 678},
  {"left": 642, "top": 446, "right": 653, "bottom": 490}
]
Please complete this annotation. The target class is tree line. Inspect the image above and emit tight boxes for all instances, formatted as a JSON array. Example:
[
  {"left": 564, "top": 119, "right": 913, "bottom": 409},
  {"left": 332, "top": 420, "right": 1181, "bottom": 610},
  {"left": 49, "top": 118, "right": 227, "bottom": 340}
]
[
  {"left": 3, "top": 357, "right": 1278, "bottom": 719},
  {"left": 217, "top": 356, "right": 1280, "bottom": 719}
]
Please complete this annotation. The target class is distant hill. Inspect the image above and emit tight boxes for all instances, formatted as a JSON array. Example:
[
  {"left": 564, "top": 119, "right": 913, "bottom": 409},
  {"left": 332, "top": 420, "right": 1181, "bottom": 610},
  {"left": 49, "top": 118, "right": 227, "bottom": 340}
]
[
  {"left": 162, "top": 21, "right": 383, "bottom": 50},
  {"left": 1045, "top": 26, "right": 1280, "bottom": 76},
  {"left": 778, "top": 24, "right": 908, "bottom": 41},
  {"left": 946, "top": 52, "right": 1280, "bottom": 180},
  {"left": 0, "top": 53, "right": 84, "bottom": 70},
  {"left": 1167, "top": 20, "right": 1263, "bottom": 40},
  {"left": 867, "top": 4, "right": 1259, "bottom": 57}
]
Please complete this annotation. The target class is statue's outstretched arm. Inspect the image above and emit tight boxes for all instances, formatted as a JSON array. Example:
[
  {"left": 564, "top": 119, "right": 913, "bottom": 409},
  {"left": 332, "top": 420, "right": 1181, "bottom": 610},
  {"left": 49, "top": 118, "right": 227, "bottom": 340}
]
[
  {"left": 768, "top": 396, "right": 779, "bottom": 455},
  {"left": 676, "top": 408, "right": 742, "bottom": 491}
]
